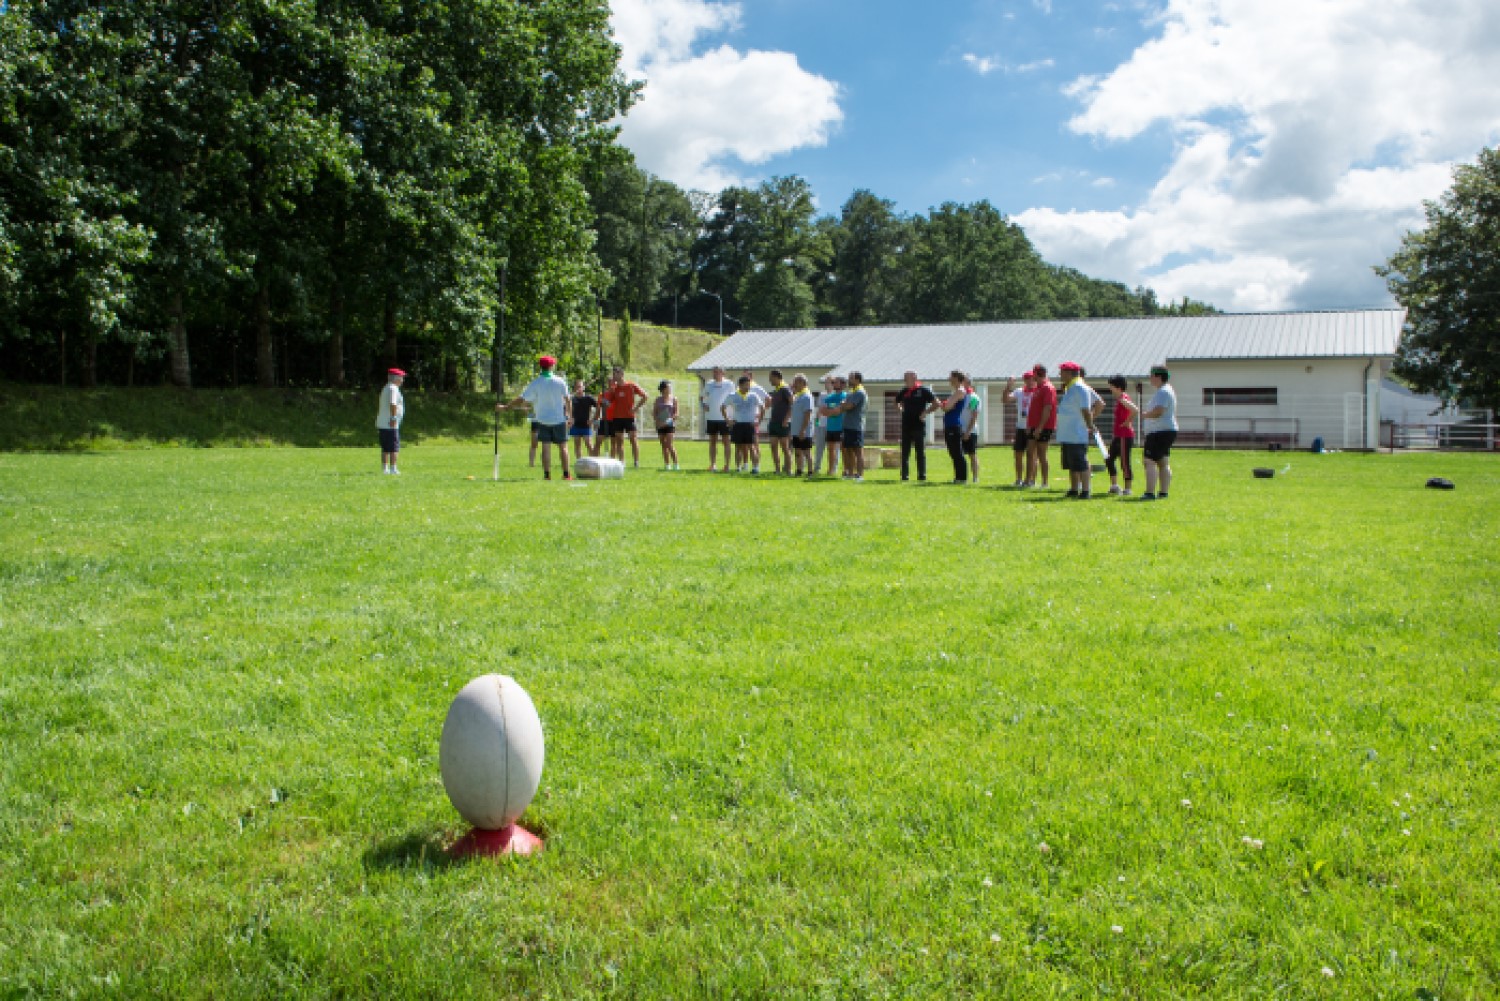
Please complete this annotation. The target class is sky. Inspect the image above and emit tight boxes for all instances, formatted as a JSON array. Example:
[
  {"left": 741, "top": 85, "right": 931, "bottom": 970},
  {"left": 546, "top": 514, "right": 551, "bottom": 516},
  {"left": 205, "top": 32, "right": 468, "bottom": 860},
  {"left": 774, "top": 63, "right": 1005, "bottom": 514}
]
[{"left": 609, "top": 0, "right": 1500, "bottom": 312}]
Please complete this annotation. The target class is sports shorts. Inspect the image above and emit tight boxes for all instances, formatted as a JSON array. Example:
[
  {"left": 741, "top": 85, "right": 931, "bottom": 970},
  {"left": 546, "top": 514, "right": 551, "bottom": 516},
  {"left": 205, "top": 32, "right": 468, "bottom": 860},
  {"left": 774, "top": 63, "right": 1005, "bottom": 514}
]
[
  {"left": 791, "top": 436, "right": 813, "bottom": 451},
  {"left": 656, "top": 425, "right": 675, "bottom": 437},
  {"left": 706, "top": 419, "right": 729, "bottom": 436},
  {"left": 1060, "top": 442, "right": 1089, "bottom": 471},
  {"left": 767, "top": 421, "right": 790, "bottom": 438},
  {"left": 379, "top": 428, "right": 400, "bottom": 452},
  {"left": 1029, "top": 427, "right": 1054, "bottom": 444},
  {"left": 730, "top": 423, "right": 757, "bottom": 446},
  {"left": 1143, "top": 430, "right": 1177, "bottom": 461},
  {"left": 824, "top": 429, "right": 843, "bottom": 445},
  {"left": 611, "top": 417, "right": 637, "bottom": 435},
  {"left": 536, "top": 422, "right": 567, "bottom": 445},
  {"left": 569, "top": 425, "right": 592, "bottom": 437},
  {"left": 1012, "top": 428, "right": 1029, "bottom": 452},
  {"left": 963, "top": 433, "right": 979, "bottom": 454},
  {"left": 841, "top": 428, "right": 865, "bottom": 449}
]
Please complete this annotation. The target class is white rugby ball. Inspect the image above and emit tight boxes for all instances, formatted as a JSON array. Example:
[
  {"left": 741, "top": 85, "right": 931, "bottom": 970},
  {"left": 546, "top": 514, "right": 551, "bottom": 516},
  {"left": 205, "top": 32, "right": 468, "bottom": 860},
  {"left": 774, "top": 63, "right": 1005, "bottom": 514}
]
[
  {"left": 439, "top": 675, "right": 545, "bottom": 829},
  {"left": 574, "top": 456, "right": 625, "bottom": 479}
]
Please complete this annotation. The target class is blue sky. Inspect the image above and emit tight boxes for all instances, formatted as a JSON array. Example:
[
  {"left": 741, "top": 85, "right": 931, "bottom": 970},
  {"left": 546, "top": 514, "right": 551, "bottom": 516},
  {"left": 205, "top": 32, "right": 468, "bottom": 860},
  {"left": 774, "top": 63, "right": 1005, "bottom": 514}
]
[{"left": 613, "top": 0, "right": 1500, "bottom": 312}]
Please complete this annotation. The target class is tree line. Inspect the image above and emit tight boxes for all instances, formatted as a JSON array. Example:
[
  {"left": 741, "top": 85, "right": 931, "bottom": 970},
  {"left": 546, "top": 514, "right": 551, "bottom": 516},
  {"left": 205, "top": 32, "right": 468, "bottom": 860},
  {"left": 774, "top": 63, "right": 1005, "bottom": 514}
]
[{"left": 1, "top": 1, "right": 1211, "bottom": 393}]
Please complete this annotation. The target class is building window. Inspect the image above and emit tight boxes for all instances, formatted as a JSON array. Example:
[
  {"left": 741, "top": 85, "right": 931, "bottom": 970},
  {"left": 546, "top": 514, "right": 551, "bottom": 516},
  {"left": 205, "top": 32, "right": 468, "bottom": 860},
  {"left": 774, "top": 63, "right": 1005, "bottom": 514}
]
[{"left": 1203, "top": 387, "right": 1278, "bottom": 406}]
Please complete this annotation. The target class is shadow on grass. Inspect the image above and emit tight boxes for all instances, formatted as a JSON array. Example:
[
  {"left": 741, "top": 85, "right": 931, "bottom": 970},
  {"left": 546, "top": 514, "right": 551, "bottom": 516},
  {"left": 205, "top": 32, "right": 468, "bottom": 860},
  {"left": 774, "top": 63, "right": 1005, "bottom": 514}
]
[{"left": 363, "top": 829, "right": 462, "bottom": 872}]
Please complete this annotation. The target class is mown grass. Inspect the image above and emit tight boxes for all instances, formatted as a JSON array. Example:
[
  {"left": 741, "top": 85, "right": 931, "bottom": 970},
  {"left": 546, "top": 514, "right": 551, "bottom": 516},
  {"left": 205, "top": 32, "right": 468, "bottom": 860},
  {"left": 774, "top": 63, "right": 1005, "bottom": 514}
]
[{"left": 1, "top": 445, "right": 1497, "bottom": 999}]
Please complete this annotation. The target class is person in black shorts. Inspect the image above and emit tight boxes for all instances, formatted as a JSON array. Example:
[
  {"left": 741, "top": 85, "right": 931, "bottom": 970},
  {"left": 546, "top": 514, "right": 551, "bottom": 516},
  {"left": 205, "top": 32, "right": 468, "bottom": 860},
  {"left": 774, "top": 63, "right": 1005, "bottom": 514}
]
[
  {"left": 765, "top": 369, "right": 794, "bottom": 475},
  {"left": 569, "top": 380, "right": 597, "bottom": 460}
]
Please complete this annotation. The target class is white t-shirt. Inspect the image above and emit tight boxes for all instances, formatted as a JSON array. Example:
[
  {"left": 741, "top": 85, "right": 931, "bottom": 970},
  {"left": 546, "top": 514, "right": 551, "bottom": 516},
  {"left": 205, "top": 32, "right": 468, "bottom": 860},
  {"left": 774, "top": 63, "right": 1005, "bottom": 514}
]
[
  {"left": 522, "top": 372, "right": 570, "bottom": 426},
  {"left": 790, "top": 391, "right": 815, "bottom": 436},
  {"left": 1056, "top": 380, "right": 1097, "bottom": 445},
  {"left": 377, "top": 383, "right": 404, "bottom": 429},
  {"left": 702, "top": 378, "right": 736, "bottom": 421},
  {"left": 726, "top": 391, "right": 764, "bottom": 424},
  {"left": 964, "top": 390, "right": 983, "bottom": 437},
  {"left": 1144, "top": 384, "right": 1179, "bottom": 434},
  {"left": 1011, "top": 388, "right": 1032, "bottom": 427}
]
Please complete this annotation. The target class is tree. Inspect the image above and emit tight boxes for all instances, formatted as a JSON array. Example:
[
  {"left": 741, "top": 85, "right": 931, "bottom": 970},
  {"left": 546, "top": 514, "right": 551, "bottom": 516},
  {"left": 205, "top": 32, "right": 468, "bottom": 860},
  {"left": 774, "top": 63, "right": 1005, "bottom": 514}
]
[
  {"left": 826, "top": 190, "right": 908, "bottom": 326},
  {"left": 1378, "top": 147, "right": 1500, "bottom": 408}
]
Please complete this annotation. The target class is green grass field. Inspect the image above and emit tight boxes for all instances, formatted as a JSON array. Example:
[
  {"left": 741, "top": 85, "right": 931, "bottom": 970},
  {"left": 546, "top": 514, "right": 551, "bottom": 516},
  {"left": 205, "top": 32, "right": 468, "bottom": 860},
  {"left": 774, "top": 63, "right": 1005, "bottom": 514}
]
[{"left": 3, "top": 443, "right": 1498, "bottom": 998}]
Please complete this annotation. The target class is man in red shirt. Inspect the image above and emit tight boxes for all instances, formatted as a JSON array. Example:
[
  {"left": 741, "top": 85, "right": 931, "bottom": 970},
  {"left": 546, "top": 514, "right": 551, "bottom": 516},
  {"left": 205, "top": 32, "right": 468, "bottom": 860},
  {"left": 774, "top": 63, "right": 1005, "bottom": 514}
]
[
  {"left": 1025, "top": 363, "right": 1056, "bottom": 489},
  {"left": 600, "top": 366, "right": 648, "bottom": 467}
]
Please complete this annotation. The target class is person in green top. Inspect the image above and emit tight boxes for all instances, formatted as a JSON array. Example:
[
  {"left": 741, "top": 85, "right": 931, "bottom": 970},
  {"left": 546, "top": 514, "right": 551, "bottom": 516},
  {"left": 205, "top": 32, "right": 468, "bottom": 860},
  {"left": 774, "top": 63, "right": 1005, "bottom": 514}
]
[{"left": 962, "top": 376, "right": 983, "bottom": 484}]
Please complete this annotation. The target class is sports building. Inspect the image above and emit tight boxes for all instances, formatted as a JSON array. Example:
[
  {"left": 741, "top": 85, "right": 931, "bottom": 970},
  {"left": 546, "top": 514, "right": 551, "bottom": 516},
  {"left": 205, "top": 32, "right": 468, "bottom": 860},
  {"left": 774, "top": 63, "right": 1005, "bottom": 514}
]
[{"left": 687, "top": 309, "right": 1405, "bottom": 450}]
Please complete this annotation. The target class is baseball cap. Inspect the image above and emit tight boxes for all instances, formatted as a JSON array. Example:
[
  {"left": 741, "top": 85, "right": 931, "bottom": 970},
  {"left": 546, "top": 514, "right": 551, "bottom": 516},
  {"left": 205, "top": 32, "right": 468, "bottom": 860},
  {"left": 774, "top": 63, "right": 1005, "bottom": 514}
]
[
  {"left": 538, "top": 355, "right": 556, "bottom": 369},
  {"left": 388, "top": 368, "right": 406, "bottom": 377}
]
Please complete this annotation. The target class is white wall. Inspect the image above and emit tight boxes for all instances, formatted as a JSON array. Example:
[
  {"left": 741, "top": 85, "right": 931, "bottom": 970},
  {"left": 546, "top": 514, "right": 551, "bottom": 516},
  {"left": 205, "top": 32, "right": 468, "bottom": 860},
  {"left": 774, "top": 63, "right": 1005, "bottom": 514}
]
[{"left": 1167, "top": 358, "right": 1382, "bottom": 448}]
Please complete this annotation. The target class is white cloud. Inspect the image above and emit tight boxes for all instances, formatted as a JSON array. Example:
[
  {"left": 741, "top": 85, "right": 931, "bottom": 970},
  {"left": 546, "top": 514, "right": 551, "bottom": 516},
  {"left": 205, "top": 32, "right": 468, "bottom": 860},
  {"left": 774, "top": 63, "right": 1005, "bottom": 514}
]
[
  {"left": 1091, "top": 176, "right": 1116, "bottom": 188},
  {"left": 611, "top": 0, "right": 843, "bottom": 191},
  {"left": 963, "top": 53, "right": 1053, "bottom": 76},
  {"left": 1018, "top": 0, "right": 1500, "bottom": 309}
]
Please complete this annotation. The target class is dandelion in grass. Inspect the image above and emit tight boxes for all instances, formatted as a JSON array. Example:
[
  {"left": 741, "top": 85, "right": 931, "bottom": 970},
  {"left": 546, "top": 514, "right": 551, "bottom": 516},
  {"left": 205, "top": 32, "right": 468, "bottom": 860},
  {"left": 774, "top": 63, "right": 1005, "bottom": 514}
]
[
  {"left": 1038, "top": 841, "right": 1051, "bottom": 854},
  {"left": 1181, "top": 799, "right": 1192, "bottom": 809},
  {"left": 982, "top": 877, "right": 993, "bottom": 888},
  {"left": 1321, "top": 966, "right": 1335, "bottom": 978},
  {"left": 1110, "top": 925, "right": 1124, "bottom": 934},
  {"left": 990, "top": 933, "right": 1001, "bottom": 943}
]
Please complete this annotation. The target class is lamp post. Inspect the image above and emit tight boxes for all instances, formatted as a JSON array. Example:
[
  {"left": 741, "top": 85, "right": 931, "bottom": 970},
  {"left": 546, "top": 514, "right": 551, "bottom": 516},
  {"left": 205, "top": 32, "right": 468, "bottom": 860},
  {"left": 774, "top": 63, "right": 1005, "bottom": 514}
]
[
  {"left": 724, "top": 313, "right": 745, "bottom": 332},
  {"left": 700, "top": 289, "right": 723, "bottom": 337}
]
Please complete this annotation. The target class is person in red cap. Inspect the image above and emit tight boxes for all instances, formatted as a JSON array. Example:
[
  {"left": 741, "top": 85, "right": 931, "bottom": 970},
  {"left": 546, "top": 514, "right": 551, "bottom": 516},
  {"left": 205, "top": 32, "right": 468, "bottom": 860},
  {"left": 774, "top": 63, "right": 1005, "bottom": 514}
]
[
  {"left": 378, "top": 368, "right": 405, "bottom": 474},
  {"left": 1025, "top": 364, "right": 1056, "bottom": 488},
  {"left": 498, "top": 355, "right": 572, "bottom": 479}
]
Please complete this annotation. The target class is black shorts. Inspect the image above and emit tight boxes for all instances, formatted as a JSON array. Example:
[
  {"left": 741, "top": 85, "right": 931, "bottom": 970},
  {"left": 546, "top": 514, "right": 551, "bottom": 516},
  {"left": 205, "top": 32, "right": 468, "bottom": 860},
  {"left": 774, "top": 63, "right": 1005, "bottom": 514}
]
[
  {"left": 535, "top": 422, "right": 567, "bottom": 445},
  {"left": 824, "top": 429, "right": 843, "bottom": 445},
  {"left": 707, "top": 419, "right": 729, "bottom": 436},
  {"left": 730, "top": 423, "right": 757, "bottom": 446},
  {"left": 1030, "top": 427, "right": 1054, "bottom": 444},
  {"left": 791, "top": 436, "right": 813, "bottom": 451},
  {"left": 841, "top": 428, "right": 865, "bottom": 449},
  {"left": 1060, "top": 442, "right": 1090, "bottom": 471},
  {"left": 379, "top": 428, "right": 400, "bottom": 452},
  {"left": 656, "top": 425, "right": 675, "bottom": 437},
  {"left": 767, "top": 421, "right": 790, "bottom": 438},
  {"left": 962, "top": 433, "right": 979, "bottom": 455},
  {"left": 1144, "top": 430, "right": 1177, "bottom": 461},
  {"left": 1012, "top": 428, "right": 1029, "bottom": 453},
  {"left": 611, "top": 418, "right": 636, "bottom": 435}
]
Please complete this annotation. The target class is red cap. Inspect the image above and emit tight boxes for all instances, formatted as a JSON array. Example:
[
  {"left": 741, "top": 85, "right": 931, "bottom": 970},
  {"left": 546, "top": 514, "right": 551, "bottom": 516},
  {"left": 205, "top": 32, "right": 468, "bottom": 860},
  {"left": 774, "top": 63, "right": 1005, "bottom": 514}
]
[
  {"left": 538, "top": 355, "right": 556, "bottom": 369},
  {"left": 388, "top": 368, "right": 406, "bottom": 377},
  {"left": 1060, "top": 361, "right": 1081, "bottom": 373}
]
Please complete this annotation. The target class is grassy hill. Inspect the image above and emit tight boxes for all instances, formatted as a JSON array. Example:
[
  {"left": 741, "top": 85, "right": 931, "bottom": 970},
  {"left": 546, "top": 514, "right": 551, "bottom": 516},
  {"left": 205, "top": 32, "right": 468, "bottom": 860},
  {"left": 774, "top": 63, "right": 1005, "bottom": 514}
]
[{"left": 0, "top": 323, "right": 720, "bottom": 451}]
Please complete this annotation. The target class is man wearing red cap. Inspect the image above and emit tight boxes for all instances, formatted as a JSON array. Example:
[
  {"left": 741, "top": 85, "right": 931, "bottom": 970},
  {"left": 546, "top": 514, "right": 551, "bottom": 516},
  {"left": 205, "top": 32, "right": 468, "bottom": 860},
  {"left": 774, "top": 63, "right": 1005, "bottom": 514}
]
[
  {"left": 1055, "top": 361, "right": 1101, "bottom": 498},
  {"left": 499, "top": 355, "right": 572, "bottom": 479},
  {"left": 378, "top": 368, "right": 405, "bottom": 475}
]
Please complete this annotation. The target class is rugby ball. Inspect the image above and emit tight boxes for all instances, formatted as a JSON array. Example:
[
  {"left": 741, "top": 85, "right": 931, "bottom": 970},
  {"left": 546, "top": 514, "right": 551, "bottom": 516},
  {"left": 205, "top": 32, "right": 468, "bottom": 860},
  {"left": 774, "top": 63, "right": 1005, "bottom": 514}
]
[
  {"left": 574, "top": 456, "right": 625, "bottom": 480},
  {"left": 439, "top": 675, "right": 545, "bottom": 830}
]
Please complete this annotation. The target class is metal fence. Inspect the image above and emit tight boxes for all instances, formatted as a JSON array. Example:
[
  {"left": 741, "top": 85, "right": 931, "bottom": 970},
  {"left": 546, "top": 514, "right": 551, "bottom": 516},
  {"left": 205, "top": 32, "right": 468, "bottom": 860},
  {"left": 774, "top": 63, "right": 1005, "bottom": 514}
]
[{"left": 1386, "top": 411, "right": 1497, "bottom": 451}]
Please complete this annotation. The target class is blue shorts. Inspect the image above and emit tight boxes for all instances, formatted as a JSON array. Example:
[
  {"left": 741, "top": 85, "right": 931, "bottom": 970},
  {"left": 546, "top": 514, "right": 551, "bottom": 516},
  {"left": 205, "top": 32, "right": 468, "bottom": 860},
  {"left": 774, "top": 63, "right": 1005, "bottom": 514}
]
[
  {"left": 842, "top": 428, "right": 865, "bottom": 449},
  {"left": 569, "top": 426, "right": 592, "bottom": 437},
  {"left": 379, "top": 428, "right": 400, "bottom": 452}
]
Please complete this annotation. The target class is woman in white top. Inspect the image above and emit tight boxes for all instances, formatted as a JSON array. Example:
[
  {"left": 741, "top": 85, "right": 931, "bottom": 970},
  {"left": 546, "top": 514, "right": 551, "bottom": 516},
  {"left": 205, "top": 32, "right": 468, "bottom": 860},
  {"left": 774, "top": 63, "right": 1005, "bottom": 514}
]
[
  {"left": 1140, "top": 365, "right": 1178, "bottom": 500},
  {"left": 653, "top": 380, "right": 680, "bottom": 470}
]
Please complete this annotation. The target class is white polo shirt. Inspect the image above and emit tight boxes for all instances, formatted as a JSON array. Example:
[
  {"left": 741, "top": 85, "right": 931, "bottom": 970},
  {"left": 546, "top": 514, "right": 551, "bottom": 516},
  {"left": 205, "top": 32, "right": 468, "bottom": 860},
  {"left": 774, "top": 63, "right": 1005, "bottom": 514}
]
[
  {"left": 702, "top": 378, "right": 736, "bottom": 422},
  {"left": 377, "top": 383, "right": 404, "bottom": 429},
  {"left": 522, "top": 372, "right": 570, "bottom": 426}
]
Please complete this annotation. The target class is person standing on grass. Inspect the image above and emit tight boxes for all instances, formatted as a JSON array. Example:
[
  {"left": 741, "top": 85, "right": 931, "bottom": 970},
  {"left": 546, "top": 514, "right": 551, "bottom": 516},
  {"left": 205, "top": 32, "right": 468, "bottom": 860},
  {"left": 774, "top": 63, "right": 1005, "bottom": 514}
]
[
  {"left": 601, "top": 366, "right": 648, "bottom": 467},
  {"left": 765, "top": 369, "right": 795, "bottom": 474},
  {"left": 1005, "top": 372, "right": 1036, "bottom": 486},
  {"left": 722, "top": 375, "right": 766, "bottom": 472},
  {"left": 1026, "top": 364, "right": 1057, "bottom": 488},
  {"left": 789, "top": 374, "right": 815, "bottom": 475},
  {"left": 812, "top": 375, "right": 839, "bottom": 477},
  {"left": 499, "top": 355, "right": 572, "bottom": 480},
  {"left": 378, "top": 368, "right": 405, "bottom": 475},
  {"left": 894, "top": 370, "right": 939, "bottom": 482},
  {"left": 962, "top": 376, "right": 984, "bottom": 484},
  {"left": 1140, "top": 365, "right": 1178, "bottom": 500},
  {"left": 1055, "top": 361, "right": 1101, "bottom": 499},
  {"left": 839, "top": 371, "right": 869, "bottom": 481},
  {"left": 940, "top": 371, "right": 970, "bottom": 483},
  {"left": 700, "top": 366, "right": 736, "bottom": 472},
  {"left": 1105, "top": 375, "right": 1138, "bottom": 496},
  {"left": 569, "top": 380, "right": 597, "bottom": 461},
  {"left": 740, "top": 369, "right": 770, "bottom": 472},
  {"left": 653, "top": 380, "right": 680, "bottom": 470},
  {"left": 819, "top": 377, "right": 848, "bottom": 477}
]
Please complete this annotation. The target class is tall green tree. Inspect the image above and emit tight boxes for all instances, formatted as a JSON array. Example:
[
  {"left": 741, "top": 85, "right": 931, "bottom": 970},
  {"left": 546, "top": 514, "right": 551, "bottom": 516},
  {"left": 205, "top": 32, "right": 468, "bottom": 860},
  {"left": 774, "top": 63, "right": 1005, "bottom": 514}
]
[
  {"left": 899, "top": 201, "right": 1049, "bottom": 323},
  {"left": 826, "top": 190, "right": 908, "bottom": 326},
  {"left": 734, "top": 176, "right": 827, "bottom": 329},
  {"left": 1378, "top": 147, "right": 1500, "bottom": 408}
]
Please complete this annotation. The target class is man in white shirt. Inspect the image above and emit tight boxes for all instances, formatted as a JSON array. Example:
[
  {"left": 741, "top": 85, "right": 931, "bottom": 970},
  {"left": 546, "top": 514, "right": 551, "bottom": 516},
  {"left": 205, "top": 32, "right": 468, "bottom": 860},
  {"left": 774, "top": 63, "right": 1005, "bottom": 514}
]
[
  {"left": 500, "top": 355, "right": 573, "bottom": 480},
  {"left": 721, "top": 375, "right": 766, "bottom": 473},
  {"left": 378, "top": 368, "right": 405, "bottom": 475},
  {"left": 1004, "top": 372, "right": 1035, "bottom": 486},
  {"left": 700, "top": 366, "right": 736, "bottom": 472},
  {"left": 1055, "top": 361, "right": 1102, "bottom": 498}
]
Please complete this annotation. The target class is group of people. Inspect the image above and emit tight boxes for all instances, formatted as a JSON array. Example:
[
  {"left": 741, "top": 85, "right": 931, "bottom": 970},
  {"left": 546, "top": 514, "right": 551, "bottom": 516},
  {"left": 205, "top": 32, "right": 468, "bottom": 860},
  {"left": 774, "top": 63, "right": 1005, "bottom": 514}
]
[{"left": 380, "top": 356, "right": 1180, "bottom": 498}]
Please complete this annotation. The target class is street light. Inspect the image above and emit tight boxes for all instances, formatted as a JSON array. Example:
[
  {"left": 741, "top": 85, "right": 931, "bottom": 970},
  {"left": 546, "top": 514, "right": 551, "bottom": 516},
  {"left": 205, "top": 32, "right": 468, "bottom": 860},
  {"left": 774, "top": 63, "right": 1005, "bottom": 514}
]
[
  {"left": 724, "top": 313, "right": 745, "bottom": 332},
  {"left": 700, "top": 289, "right": 723, "bottom": 337}
]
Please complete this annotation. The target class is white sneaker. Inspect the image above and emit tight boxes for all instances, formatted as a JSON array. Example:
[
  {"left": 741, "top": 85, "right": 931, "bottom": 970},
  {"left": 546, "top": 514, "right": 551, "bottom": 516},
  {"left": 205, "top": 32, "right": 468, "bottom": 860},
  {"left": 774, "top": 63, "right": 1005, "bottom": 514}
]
[
  {"left": 1121, "top": 489, "right": 1132, "bottom": 496},
  {"left": 1108, "top": 485, "right": 1122, "bottom": 495},
  {"left": 751, "top": 467, "right": 760, "bottom": 474},
  {"left": 390, "top": 468, "right": 400, "bottom": 476}
]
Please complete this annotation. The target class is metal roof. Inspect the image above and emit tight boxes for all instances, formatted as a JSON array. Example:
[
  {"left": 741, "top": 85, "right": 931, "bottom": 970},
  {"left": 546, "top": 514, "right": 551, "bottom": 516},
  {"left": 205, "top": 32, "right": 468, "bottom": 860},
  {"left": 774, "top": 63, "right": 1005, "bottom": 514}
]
[{"left": 687, "top": 309, "right": 1405, "bottom": 382}]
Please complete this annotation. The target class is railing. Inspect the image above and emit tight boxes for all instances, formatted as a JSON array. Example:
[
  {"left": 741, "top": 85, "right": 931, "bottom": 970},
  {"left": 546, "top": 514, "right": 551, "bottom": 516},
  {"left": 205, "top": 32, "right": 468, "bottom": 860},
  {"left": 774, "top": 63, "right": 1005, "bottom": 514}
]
[
  {"left": 1386, "top": 416, "right": 1497, "bottom": 451},
  {"left": 1173, "top": 416, "right": 1300, "bottom": 449}
]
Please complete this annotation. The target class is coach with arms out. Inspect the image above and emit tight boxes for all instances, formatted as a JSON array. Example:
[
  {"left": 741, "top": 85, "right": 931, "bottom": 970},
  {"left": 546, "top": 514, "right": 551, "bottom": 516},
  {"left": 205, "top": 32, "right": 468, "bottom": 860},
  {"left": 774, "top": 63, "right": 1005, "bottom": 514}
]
[{"left": 500, "top": 355, "right": 572, "bottom": 480}]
